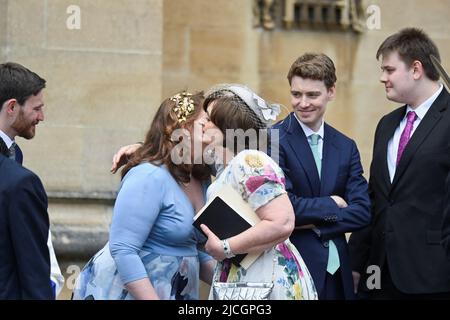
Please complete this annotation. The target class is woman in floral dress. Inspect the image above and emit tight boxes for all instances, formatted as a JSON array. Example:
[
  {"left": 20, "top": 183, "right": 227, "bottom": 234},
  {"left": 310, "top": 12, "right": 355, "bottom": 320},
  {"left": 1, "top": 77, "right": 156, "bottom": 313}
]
[{"left": 200, "top": 84, "right": 318, "bottom": 300}]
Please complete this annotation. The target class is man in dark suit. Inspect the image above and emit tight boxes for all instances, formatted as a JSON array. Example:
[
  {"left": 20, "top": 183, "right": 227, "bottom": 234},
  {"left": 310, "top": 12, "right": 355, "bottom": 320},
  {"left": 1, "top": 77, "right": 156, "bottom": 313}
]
[
  {"left": 349, "top": 28, "right": 450, "bottom": 299},
  {"left": 0, "top": 62, "right": 63, "bottom": 298},
  {"left": 272, "top": 53, "right": 371, "bottom": 299},
  {"left": 0, "top": 154, "right": 53, "bottom": 299}
]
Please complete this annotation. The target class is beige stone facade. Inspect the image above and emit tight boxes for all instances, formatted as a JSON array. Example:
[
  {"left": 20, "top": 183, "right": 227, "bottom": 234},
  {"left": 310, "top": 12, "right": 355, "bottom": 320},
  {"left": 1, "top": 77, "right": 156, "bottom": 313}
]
[
  {"left": 1, "top": 0, "right": 449, "bottom": 298},
  {"left": 1, "top": 0, "right": 163, "bottom": 261}
]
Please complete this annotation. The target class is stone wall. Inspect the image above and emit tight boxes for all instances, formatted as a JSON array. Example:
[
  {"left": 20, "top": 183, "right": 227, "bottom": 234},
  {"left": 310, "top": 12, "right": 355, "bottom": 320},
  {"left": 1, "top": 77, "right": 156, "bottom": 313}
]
[
  {"left": 162, "top": 0, "right": 259, "bottom": 97},
  {"left": 0, "top": 0, "right": 6, "bottom": 61},
  {"left": 1, "top": 0, "right": 163, "bottom": 259}
]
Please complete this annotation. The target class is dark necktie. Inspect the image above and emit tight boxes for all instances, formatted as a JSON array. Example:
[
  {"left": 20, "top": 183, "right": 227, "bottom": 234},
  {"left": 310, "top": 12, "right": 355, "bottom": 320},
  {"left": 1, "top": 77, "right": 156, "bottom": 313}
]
[{"left": 8, "top": 142, "right": 16, "bottom": 161}]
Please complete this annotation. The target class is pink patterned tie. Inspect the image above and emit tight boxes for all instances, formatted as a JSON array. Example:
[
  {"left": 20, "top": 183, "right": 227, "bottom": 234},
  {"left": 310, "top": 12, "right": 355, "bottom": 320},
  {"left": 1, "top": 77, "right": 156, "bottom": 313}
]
[{"left": 396, "top": 111, "right": 417, "bottom": 166}]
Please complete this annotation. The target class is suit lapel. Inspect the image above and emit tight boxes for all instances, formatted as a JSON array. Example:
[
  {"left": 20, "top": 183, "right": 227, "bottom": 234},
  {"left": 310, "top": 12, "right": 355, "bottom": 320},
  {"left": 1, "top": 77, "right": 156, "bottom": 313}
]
[
  {"left": 391, "top": 89, "right": 449, "bottom": 190},
  {"left": 285, "top": 113, "right": 321, "bottom": 195},
  {"left": 0, "top": 137, "right": 8, "bottom": 156},
  {"left": 320, "top": 124, "right": 339, "bottom": 196},
  {"left": 379, "top": 107, "right": 406, "bottom": 191}
]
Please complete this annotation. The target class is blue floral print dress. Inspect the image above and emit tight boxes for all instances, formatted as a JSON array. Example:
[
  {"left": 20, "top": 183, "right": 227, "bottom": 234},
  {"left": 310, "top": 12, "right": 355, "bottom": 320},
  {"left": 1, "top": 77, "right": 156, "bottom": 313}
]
[{"left": 207, "top": 150, "right": 318, "bottom": 300}]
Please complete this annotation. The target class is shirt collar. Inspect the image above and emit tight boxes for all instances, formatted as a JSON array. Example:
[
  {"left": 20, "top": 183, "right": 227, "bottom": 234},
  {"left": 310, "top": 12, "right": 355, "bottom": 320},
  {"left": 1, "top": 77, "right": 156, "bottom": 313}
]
[
  {"left": 0, "top": 130, "right": 14, "bottom": 148},
  {"left": 293, "top": 112, "right": 324, "bottom": 139},
  {"left": 406, "top": 84, "right": 443, "bottom": 120}
]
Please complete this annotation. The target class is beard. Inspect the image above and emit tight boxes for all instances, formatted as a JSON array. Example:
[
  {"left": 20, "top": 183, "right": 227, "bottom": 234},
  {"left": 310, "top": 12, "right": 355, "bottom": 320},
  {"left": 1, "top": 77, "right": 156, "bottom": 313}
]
[{"left": 11, "top": 109, "right": 36, "bottom": 139}]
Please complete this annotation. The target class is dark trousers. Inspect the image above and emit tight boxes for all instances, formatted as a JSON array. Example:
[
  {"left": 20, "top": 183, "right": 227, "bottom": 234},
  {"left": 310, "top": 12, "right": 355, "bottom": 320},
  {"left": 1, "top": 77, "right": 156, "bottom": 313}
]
[
  {"left": 368, "top": 263, "right": 450, "bottom": 300},
  {"left": 319, "top": 268, "right": 344, "bottom": 300}
]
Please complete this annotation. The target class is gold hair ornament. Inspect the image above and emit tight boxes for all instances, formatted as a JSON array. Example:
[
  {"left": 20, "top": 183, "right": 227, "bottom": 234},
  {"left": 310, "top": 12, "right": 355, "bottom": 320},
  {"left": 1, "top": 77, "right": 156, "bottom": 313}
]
[{"left": 170, "top": 91, "right": 195, "bottom": 123}]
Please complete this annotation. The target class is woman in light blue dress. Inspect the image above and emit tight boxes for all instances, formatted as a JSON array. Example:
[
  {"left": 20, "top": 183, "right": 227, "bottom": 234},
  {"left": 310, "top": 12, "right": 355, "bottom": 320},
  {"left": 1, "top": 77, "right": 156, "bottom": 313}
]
[{"left": 72, "top": 91, "right": 215, "bottom": 300}]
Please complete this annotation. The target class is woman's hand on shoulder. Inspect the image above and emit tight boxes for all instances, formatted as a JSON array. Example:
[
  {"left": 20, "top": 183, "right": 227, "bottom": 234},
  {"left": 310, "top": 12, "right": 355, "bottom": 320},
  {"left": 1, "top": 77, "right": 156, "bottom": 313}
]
[{"left": 110, "top": 143, "right": 142, "bottom": 173}]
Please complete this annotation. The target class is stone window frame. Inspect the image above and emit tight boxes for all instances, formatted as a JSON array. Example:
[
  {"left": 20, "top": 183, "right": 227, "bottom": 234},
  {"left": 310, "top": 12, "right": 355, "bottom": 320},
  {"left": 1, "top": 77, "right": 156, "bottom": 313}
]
[{"left": 253, "top": 0, "right": 365, "bottom": 32}]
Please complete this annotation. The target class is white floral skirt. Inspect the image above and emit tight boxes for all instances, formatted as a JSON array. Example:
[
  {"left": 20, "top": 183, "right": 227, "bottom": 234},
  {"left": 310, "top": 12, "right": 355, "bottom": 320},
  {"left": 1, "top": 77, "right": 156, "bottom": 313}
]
[{"left": 209, "top": 240, "right": 318, "bottom": 300}]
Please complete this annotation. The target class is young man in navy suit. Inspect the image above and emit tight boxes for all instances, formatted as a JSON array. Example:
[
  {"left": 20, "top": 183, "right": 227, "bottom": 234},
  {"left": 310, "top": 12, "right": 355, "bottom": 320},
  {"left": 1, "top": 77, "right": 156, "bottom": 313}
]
[
  {"left": 0, "top": 62, "right": 64, "bottom": 298},
  {"left": 272, "top": 53, "right": 371, "bottom": 299},
  {"left": 349, "top": 28, "right": 450, "bottom": 299},
  {"left": 0, "top": 154, "right": 53, "bottom": 299}
]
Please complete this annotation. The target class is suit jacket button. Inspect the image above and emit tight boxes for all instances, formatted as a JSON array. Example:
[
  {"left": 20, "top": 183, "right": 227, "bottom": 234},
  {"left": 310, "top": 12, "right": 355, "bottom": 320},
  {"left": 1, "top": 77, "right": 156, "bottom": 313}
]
[{"left": 324, "top": 241, "right": 329, "bottom": 248}]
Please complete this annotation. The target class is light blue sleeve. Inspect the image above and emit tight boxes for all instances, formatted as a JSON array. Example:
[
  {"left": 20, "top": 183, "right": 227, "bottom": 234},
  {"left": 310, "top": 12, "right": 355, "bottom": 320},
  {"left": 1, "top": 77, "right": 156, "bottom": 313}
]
[
  {"left": 109, "top": 165, "right": 165, "bottom": 284},
  {"left": 198, "top": 250, "right": 213, "bottom": 263},
  {"left": 193, "top": 228, "right": 213, "bottom": 263},
  {"left": 197, "top": 179, "right": 213, "bottom": 264}
]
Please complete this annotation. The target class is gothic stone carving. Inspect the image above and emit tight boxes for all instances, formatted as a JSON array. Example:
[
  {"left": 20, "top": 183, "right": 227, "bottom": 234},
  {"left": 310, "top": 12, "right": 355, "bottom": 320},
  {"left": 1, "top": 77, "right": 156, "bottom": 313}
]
[
  {"left": 253, "top": 0, "right": 276, "bottom": 30},
  {"left": 253, "top": 0, "right": 365, "bottom": 32}
]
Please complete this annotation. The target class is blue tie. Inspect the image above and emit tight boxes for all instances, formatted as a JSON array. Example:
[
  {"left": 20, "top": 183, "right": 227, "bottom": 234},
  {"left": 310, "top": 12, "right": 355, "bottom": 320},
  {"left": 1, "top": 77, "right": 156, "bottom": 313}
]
[
  {"left": 309, "top": 134, "right": 321, "bottom": 176},
  {"left": 308, "top": 134, "right": 340, "bottom": 275}
]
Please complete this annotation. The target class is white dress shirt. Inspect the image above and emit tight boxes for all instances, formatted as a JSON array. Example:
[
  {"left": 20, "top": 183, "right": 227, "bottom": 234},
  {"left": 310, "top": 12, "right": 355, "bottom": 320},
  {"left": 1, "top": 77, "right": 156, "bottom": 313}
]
[
  {"left": 387, "top": 84, "right": 443, "bottom": 181},
  {"left": 294, "top": 113, "right": 325, "bottom": 160},
  {"left": 0, "top": 129, "right": 14, "bottom": 148}
]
